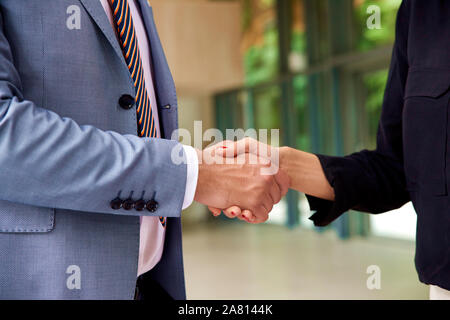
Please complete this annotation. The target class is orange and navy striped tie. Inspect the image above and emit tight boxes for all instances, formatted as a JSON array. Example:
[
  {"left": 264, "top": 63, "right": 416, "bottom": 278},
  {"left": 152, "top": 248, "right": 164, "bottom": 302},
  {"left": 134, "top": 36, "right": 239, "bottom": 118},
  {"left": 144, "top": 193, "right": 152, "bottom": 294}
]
[{"left": 109, "top": 0, "right": 166, "bottom": 227}]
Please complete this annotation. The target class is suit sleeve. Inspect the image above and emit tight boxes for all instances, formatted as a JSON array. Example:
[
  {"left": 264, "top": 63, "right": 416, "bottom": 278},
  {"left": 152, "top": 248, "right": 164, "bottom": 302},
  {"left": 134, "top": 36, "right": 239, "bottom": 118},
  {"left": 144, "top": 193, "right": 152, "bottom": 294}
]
[
  {"left": 0, "top": 11, "right": 186, "bottom": 217},
  {"left": 307, "top": 0, "right": 411, "bottom": 226}
]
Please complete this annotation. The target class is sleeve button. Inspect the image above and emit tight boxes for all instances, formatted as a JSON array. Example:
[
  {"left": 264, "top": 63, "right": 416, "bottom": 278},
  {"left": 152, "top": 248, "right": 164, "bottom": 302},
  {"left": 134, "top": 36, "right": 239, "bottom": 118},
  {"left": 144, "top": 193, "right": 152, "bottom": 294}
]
[
  {"left": 134, "top": 199, "right": 146, "bottom": 211},
  {"left": 146, "top": 200, "right": 159, "bottom": 213},
  {"left": 110, "top": 198, "right": 123, "bottom": 210},
  {"left": 122, "top": 198, "right": 135, "bottom": 211}
]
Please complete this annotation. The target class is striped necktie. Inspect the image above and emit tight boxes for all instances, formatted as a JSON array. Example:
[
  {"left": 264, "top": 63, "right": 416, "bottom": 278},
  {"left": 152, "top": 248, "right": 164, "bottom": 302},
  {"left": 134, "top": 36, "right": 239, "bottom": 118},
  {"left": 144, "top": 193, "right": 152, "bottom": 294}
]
[
  {"left": 109, "top": 0, "right": 166, "bottom": 228},
  {"left": 109, "top": 0, "right": 157, "bottom": 139}
]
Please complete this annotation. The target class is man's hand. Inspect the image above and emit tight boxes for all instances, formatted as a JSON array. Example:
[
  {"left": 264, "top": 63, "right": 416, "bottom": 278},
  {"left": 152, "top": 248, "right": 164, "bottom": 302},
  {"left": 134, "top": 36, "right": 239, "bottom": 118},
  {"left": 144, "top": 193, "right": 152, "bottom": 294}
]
[{"left": 194, "top": 144, "right": 290, "bottom": 224}]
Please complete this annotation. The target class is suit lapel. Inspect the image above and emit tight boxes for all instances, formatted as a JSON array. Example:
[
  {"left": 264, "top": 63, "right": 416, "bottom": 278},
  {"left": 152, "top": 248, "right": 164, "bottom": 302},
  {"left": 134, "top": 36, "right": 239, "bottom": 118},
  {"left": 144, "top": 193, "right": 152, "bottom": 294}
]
[{"left": 78, "top": 0, "right": 126, "bottom": 66}]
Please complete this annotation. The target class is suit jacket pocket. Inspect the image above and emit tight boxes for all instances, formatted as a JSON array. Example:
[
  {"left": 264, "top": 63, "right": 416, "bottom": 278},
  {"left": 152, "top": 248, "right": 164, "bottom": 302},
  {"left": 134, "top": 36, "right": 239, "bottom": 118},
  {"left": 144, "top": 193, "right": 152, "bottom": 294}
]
[
  {"left": 403, "top": 68, "right": 450, "bottom": 195},
  {"left": 0, "top": 200, "right": 55, "bottom": 233}
]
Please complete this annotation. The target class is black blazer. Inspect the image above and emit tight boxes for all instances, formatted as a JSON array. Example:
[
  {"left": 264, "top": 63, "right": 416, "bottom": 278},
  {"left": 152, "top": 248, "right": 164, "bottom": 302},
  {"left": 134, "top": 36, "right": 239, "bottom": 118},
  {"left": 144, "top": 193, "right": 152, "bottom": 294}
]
[{"left": 307, "top": 0, "right": 450, "bottom": 290}]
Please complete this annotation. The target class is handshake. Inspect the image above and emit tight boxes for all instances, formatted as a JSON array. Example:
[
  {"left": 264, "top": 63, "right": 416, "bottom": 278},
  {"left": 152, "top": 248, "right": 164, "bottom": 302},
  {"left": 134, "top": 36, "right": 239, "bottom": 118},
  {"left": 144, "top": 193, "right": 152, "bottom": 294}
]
[{"left": 193, "top": 137, "right": 291, "bottom": 224}]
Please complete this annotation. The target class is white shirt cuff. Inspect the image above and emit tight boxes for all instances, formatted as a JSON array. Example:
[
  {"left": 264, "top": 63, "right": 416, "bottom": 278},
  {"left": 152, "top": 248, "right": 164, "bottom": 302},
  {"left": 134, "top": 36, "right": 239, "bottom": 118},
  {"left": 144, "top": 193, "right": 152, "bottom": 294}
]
[{"left": 181, "top": 145, "right": 199, "bottom": 210}]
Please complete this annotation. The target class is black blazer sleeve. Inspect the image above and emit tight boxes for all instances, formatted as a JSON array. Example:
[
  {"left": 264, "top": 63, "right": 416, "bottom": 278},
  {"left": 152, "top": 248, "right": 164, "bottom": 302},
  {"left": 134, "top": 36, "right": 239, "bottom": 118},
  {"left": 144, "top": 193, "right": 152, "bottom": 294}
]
[{"left": 307, "top": 0, "right": 412, "bottom": 227}]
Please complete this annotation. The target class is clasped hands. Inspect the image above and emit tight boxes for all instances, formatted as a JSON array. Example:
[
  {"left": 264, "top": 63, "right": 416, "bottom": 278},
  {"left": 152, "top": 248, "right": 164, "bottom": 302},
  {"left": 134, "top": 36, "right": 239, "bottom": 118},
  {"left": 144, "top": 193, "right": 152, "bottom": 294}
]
[{"left": 193, "top": 137, "right": 290, "bottom": 224}]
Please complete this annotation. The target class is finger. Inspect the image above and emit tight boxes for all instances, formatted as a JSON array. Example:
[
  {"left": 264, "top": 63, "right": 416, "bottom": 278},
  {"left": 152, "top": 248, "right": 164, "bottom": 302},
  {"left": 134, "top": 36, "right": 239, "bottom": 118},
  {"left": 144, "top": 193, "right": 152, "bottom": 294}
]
[
  {"left": 212, "top": 140, "right": 234, "bottom": 155},
  {"left": 215, "top": 137, "right": 259, "bottom": 158},
  {"left": 214, "top": 140, "right": 238, "bottom": 158},
  {"left": 241, "top": 137, "right": 274, "bottom": 159},
  {"left": 274, "top": 169, "right": 291, "bottom": 197},
  {"left": 251, "top": 206, "right": 269, "bottom": 224},
  {"left": 235, "top": 208, "right": 248, "bottom": 221},
  {"left": 235, "top": 137, "right": 258, "bottom": 156},
  {"left": 236, "top": 213, "right": 247, "bottom": 222},
  {"left": 244, "top": 192, "right": 271, "bottom": 223},
  {"left": 221, "top": 206, "right": 241, "bottom": 219},
  {"left": 217, "top": 138, "right": 275, "bottom": 164},
  {"left": 223, "top": 206, "right": 241, "bottom": 218},
  {"left": 241, "top": 209, "right": 256, "bottom": 223},
  {"left": 251, "top": 201, "right": 270, "bottom": 222},
  {"left": 208, "top": 207, "right": 222, "bottom": 217},
  {"left": 269, "top": 179, "right": 282, "bottom": 205},
  {"left": 261, "top": 193, "right": 274, "bottom": 216}
]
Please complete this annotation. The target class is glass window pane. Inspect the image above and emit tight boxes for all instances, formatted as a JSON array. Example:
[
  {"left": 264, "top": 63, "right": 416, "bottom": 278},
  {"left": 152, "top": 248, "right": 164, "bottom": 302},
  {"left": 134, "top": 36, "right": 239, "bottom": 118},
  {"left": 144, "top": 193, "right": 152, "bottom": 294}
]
[{"left": 242, "top": 0, "right": 279, "bottom": 86}]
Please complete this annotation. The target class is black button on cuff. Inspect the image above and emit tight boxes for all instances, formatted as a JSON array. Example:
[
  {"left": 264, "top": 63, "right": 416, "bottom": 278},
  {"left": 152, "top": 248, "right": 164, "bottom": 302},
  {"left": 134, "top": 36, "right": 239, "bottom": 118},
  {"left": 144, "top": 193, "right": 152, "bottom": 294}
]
[
  {"left": 119, "top": 94, "right": 135, "bottom": 110},
  {"left": 110, "top": 198, "right": 123, "bottom": 210},
  {"left": 122, "top": 199, "right": 135, "bottom": 211},
  {"left": 135, "top": 199, "right": 146, "bottom": 212},
  {"left": 146, "top": 200, "right": 159, "bottom": 213}
]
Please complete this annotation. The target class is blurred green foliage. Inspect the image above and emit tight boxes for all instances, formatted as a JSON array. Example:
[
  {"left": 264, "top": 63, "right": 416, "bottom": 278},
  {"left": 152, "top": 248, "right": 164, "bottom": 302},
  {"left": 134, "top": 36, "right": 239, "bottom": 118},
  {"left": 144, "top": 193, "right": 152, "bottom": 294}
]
[
  {"left": 243, "top": 25, "right": 279, "bottom": 86},
  {"left": 241, "top": 0, "right": 400, "bottom": 151},
  {"left": 293, "top": 75, "right": 309, "bottom": 150},
  {"left": 254, "top": 86, "right": 281, "bottom": 131}
]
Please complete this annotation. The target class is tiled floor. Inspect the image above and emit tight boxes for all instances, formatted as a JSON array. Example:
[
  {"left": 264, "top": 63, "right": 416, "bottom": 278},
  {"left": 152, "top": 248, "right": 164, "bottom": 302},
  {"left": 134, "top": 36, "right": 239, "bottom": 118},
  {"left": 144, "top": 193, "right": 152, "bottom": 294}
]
[{"left": 182, "top": 222, "right": 429, "bottom": 300}]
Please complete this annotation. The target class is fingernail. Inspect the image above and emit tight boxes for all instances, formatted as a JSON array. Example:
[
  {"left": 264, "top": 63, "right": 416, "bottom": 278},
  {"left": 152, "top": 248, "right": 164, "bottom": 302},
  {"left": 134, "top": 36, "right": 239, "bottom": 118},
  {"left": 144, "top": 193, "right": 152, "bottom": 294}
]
[
  {"left": 231, "top": 211, "right": 235, "bottom": 216},
  {"left": 221, "top": 146, "right": 227, "bottom": 149}
]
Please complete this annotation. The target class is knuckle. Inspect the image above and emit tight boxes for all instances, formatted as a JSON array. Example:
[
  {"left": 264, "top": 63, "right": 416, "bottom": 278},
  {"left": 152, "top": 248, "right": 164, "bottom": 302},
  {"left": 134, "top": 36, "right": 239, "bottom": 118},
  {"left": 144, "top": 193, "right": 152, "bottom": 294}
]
[{"left": 262, "top": 176, "right": 274, "bottom": 188}]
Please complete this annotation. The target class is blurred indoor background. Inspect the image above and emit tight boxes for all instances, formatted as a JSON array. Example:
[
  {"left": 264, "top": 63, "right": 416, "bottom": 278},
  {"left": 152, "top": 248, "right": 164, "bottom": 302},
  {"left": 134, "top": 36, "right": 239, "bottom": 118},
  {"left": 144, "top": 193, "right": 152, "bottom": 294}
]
[{"left": 150, "top": 0, "right": 428, "bottom": 299}]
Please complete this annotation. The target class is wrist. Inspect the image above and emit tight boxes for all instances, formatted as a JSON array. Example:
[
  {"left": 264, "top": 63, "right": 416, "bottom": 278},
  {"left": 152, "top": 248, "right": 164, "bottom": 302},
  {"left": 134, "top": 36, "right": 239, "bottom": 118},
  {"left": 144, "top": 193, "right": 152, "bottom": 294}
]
[
  {"left": 279, "top": 146, "right": 292, "bottom": 171},
  {"left": 278, "top": 146, "right": 313, "bottom": 193}
]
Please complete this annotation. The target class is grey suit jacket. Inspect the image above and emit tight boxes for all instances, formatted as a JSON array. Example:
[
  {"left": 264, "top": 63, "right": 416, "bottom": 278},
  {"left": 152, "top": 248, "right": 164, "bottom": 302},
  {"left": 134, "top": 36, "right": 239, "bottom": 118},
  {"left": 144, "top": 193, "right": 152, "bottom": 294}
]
[{"left": 0, "top": 0, "right": 187, "bottom": 299}]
